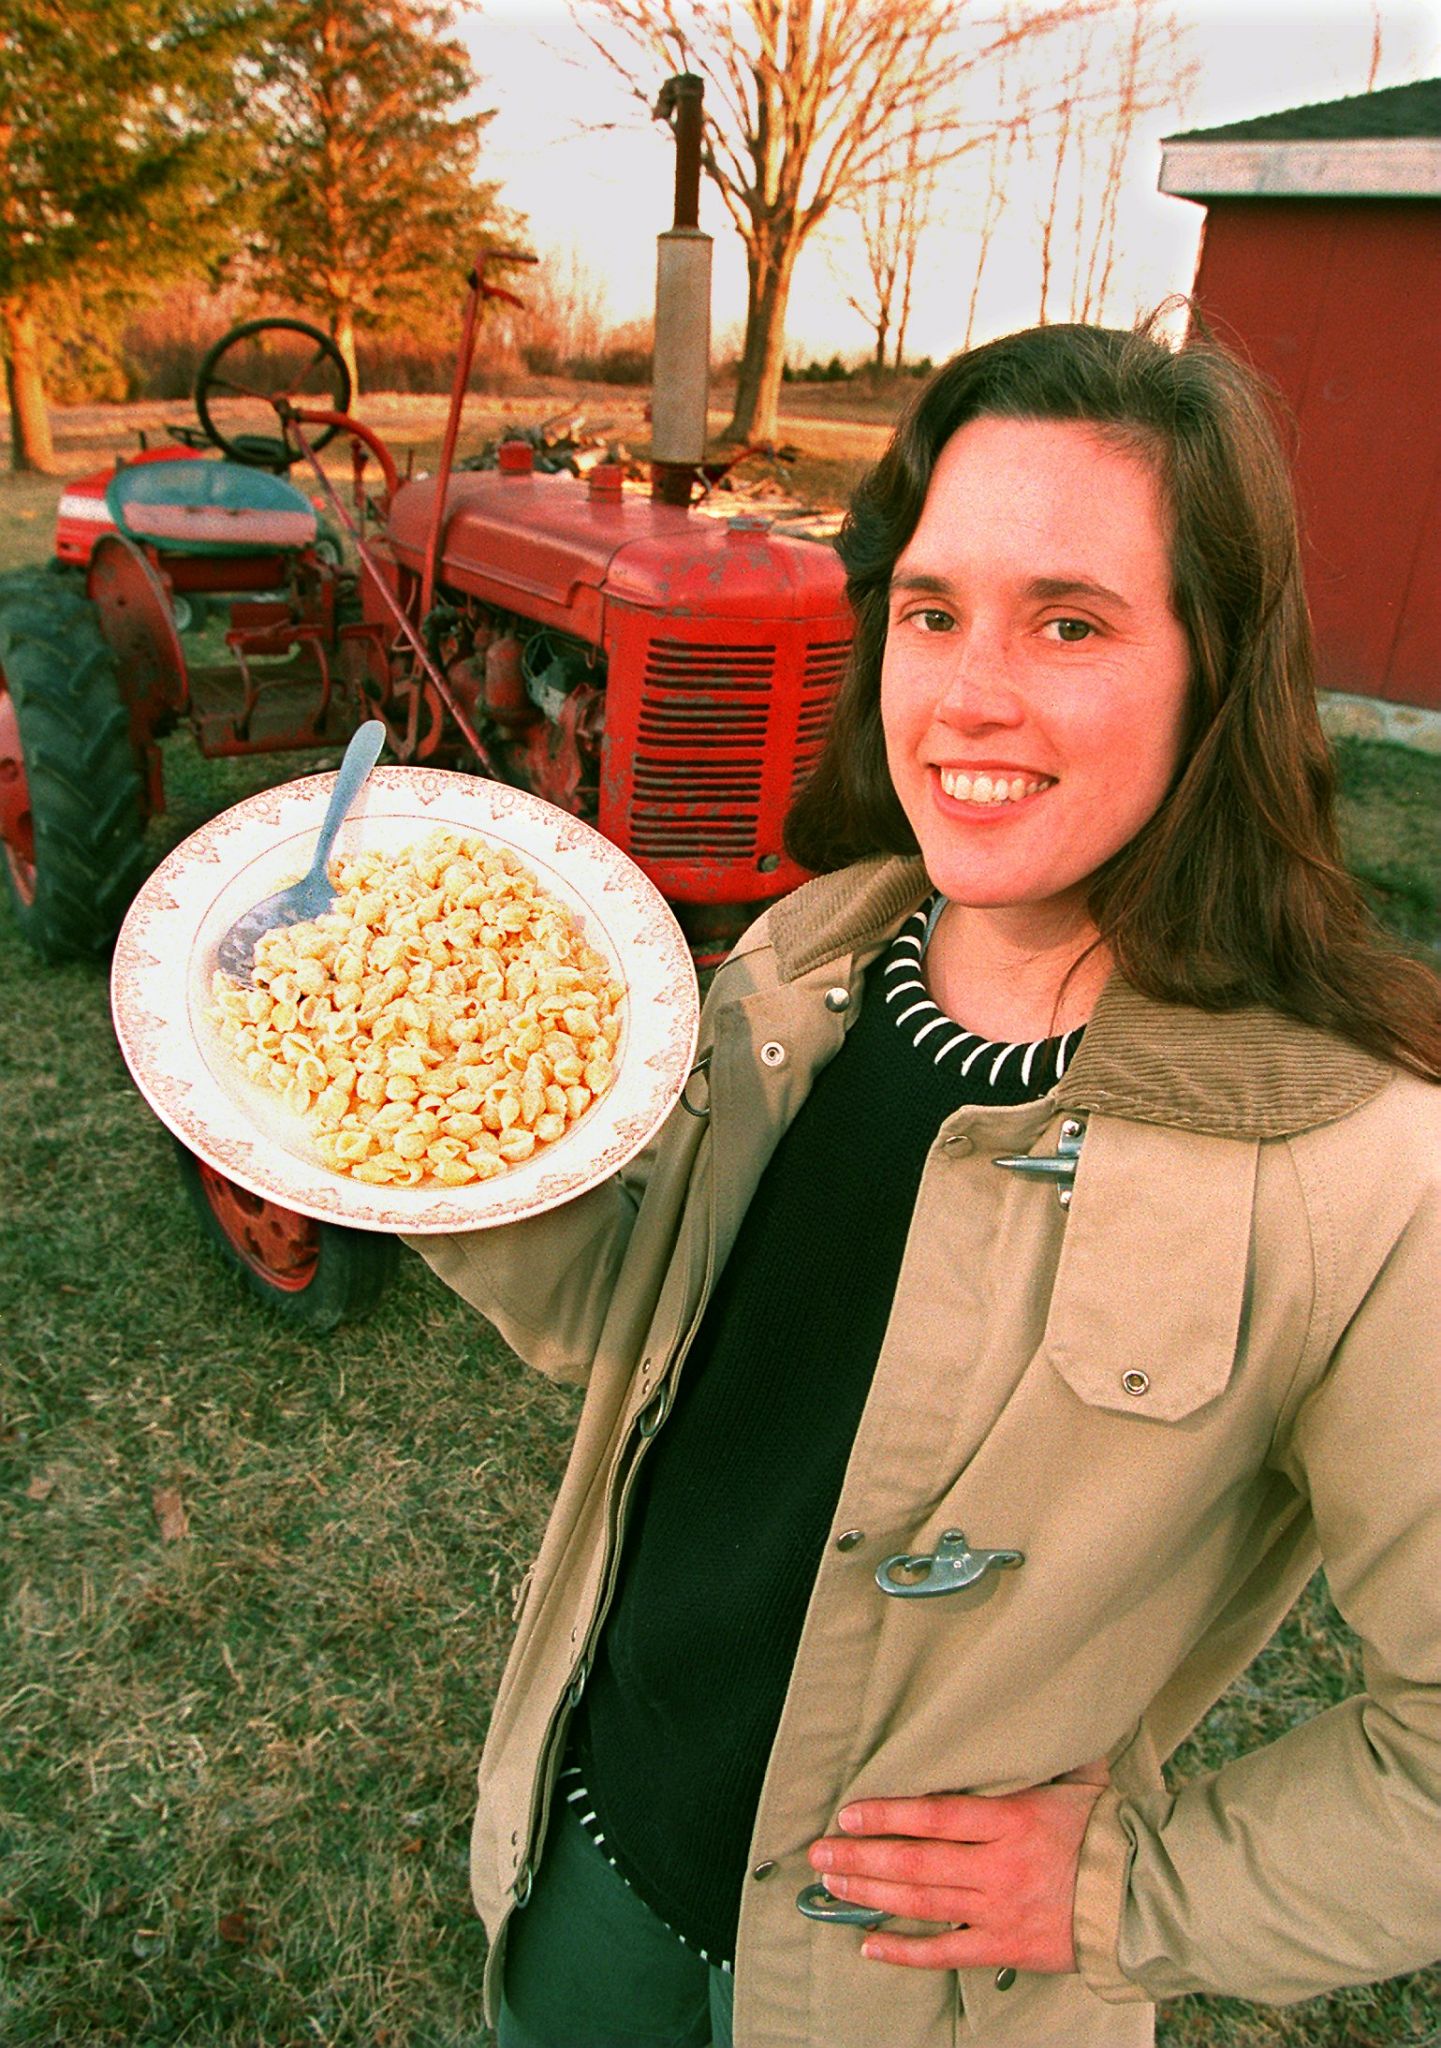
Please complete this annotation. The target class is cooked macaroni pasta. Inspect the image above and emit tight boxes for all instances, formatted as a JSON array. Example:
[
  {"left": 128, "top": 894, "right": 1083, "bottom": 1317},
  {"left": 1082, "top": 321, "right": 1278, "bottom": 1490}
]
[{"left": 208, "top": 829, "right": 623, "bottom": 1187}]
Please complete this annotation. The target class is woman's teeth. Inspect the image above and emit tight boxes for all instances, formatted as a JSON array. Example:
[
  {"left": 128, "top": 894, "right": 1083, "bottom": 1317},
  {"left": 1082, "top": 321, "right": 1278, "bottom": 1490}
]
[{"left": 938, "top": 769, "right": 1050, "bottom": 805}]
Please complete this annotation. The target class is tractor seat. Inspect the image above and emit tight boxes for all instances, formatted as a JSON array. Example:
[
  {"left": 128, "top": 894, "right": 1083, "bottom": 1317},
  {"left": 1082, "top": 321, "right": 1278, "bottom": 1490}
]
[{"left": 106, "top": 458, "right": 318, "bottom": 556}]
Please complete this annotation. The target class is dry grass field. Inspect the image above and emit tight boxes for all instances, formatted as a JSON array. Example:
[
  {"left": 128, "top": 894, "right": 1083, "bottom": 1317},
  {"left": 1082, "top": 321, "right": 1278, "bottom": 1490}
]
[{"left": 2, "top": 394, "right": 1439, "bottom": 2046}]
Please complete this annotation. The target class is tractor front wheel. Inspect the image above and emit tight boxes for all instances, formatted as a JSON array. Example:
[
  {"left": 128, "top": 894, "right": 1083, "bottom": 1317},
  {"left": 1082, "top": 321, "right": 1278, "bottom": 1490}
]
[
  {"left": 173, "top": 1140, "right": 398, "bottom": 1330},
  {"left": 0, "top": 571, "right": 147, "bottom": 960}
]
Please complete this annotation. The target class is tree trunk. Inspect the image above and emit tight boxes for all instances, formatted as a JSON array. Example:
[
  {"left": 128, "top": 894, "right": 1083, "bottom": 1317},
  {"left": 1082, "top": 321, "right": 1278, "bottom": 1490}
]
[
  {"left": 331, "top": 305, "right": 360, "bottom": 400},
  {"left": 895, "top": 263, "right": 914, "bottom": 372},
  {"left": 3, "top": 296, "right": 57, "bottom": 474},
  {"left": 726, "top": 229, "right": 797, "bottom": 444}
]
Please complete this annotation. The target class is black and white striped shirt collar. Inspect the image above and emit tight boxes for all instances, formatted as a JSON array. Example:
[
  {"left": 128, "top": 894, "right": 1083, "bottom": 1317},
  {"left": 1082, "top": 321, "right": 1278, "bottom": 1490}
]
[{"left": 881, "top": 898, "right": 1082, "bottom": 1088}]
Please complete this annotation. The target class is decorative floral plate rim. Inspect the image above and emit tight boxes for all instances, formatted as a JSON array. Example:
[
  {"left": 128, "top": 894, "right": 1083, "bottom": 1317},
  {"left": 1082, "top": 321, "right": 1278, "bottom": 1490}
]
[{"left": 110, "top": 767, "right": 699, "bottom": 1233}]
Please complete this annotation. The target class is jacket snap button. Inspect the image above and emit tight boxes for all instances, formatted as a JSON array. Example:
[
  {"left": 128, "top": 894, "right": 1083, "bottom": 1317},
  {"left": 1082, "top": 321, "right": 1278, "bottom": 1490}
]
[
  {"left": 824, "top": 986, "right": 850, "bottom": 1012},
  {"left": 995, "top": 1966, "right": 1017, "bottom": 1991},
  {"left": 836, "top": 1529, "right": 865, "bottom": 1551},
  {"left": 760, "top": 1041, "right": 786, "bottom": 1068},
  {"left": 1122, "top": 1370, "right": 1151, "bottom": 1397},
  {"left": 751, "top": 1860, "right": 777, "bottom": 1880}
]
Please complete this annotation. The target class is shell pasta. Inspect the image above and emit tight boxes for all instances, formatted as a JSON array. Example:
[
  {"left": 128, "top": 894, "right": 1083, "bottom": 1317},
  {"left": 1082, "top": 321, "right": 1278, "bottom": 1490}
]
[{"left": 208, "top": 829, "right": 623, "bottom": 1186}]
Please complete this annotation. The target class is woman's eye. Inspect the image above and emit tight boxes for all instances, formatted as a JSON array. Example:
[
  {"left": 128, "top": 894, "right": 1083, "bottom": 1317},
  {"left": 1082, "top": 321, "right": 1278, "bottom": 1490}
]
[
  {"left": 1047, "top": 617, "right": 1094, "bottom": 643},
  {"left": 912, "top": 608, "right": 954, "bottom": 634}
]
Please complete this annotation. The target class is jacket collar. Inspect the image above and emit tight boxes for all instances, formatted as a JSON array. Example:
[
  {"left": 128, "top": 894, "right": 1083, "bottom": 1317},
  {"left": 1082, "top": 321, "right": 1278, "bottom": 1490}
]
[{"left": 768, "top": 857, "right": 1392, "bottom": 1140}]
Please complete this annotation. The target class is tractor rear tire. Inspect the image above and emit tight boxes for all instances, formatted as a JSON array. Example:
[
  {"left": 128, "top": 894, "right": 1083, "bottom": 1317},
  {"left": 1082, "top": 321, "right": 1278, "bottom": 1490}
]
[
  {"left": 0, "top": 570, "right": 147, "bottom": 960},
  {"left": 173, "top": 1139, "right": 399, "bottom": 1330}
]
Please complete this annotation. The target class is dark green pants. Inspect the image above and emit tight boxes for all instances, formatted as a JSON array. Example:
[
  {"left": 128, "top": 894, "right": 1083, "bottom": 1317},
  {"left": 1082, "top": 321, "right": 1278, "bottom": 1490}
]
[{"left": 498, "top": 1794, "right": 736, "bottom": 2048}]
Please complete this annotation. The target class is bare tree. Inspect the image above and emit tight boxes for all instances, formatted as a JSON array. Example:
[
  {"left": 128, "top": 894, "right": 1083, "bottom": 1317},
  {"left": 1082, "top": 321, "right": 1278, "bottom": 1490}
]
[
  {"left": 838, "top": 120, "right": 939, "bottom": 373},
  {"left": 572, "top": 0, "right": 1067, "bottom": 442},
  {"left": 1076, "top": 2, "right": 1191, "bottom": 320},
  {"left": 889, "top": 167, "right": 930, "bottom": 371},
  {"left": 1028, "top": 0, "right": 1191, "bottom": 327},
  {"left": 1034, "top": 37, "right": 1088, "bottom": 323},
  {"left": 963, "top": 44, "right": 1028, "bottom": 348},
  {"left": 513, "top": 246, "right": 610, "bottom": 374}
]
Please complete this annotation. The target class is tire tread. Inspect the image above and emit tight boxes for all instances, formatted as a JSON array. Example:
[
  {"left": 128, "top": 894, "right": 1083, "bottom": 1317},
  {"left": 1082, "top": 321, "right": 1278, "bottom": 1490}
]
[{"left": 0, "top": 571, "right": 147, "bottom": 959}]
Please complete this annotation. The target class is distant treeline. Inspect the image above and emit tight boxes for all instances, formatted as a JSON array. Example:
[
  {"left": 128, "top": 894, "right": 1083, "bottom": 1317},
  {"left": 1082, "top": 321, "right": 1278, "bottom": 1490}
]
[
  {"left": 785, "top": 354, "right": 934, "bottom": 384},
  {"left": 57, "top": 281, "right": 913, "bottom": 405},
  {"left": 41, "top": 283, "right": 657, "bottom": 405}
]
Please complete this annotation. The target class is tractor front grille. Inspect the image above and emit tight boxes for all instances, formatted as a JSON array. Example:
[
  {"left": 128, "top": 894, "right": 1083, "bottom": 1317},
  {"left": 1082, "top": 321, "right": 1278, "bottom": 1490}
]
[
  {"left": 614, "top": 626, "right": 848, "bottom": 877},
  {"left": 635, "top": 643, "right": 775, "bottom": 754},
  {"left": 794, "top": 638, "right": 849, "bottom": 794},
  {"left": 629, "top": 638, "right": 779, "bottom": 859}
]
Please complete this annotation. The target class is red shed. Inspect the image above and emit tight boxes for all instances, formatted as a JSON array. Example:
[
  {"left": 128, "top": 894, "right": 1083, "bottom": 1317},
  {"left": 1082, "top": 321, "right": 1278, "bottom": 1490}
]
[{"left": 1159, "top": 79, "right": 1441, "bottom": 715}]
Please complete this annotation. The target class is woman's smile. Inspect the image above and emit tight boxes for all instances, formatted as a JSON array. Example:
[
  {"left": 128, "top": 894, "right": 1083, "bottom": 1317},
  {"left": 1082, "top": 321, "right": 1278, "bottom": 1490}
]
[{"left": 933, "top": 766, "right": 1055, "bottom": 807}]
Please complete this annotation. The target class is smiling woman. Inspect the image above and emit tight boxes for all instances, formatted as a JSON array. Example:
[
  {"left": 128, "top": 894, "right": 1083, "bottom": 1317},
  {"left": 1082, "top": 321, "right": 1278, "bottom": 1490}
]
[{"left": 405, "top": 318, "right": 1441, "bottom": 2048}]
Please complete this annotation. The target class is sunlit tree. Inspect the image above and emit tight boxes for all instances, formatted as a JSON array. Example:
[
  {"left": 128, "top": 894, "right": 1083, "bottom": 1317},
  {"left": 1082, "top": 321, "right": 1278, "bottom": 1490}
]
[
  {"left": 247, "top": 0, "right": 518, "bottom": 395},
  {"left": 0, "top": 0, "right": 261, "bottom": 471}
]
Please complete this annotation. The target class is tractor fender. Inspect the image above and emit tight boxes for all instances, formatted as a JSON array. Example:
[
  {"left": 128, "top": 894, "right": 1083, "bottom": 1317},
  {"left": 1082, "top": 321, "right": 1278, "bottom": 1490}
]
[{"left": 87, "top": 534, "right": 190, "bottom": 812}]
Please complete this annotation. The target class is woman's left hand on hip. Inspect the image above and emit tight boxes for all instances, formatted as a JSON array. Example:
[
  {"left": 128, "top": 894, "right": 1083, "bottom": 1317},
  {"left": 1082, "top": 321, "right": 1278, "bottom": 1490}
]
[{"left": 806, "top": 1759, "right": 1110, "bottom": 1974}]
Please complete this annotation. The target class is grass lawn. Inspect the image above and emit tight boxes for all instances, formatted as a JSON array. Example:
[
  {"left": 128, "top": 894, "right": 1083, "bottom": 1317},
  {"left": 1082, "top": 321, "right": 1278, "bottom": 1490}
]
[
  {"left": 4, "top": 742, "right": 586, "bottom": 2048},
  {"left": 2, "top": 436, "right": 1439, "bottom": 2046}
]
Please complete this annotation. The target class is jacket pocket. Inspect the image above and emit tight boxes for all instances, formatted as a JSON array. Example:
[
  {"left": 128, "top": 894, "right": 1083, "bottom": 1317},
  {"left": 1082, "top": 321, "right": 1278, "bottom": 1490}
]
[{"left": 1041, "top": 1119, "right": 1259, "bottom": 1422}]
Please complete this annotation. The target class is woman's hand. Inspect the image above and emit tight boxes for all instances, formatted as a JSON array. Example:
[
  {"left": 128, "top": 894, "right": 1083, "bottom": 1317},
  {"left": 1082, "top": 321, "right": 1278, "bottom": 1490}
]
[{"left": 806, "top": 1760, "right": 1109, "bottom": 1974}]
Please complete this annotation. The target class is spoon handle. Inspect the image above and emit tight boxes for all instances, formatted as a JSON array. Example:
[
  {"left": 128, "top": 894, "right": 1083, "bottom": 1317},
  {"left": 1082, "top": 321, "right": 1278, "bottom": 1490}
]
[{"left": 308, "top": 721, "right": 387, "bottom": 880}]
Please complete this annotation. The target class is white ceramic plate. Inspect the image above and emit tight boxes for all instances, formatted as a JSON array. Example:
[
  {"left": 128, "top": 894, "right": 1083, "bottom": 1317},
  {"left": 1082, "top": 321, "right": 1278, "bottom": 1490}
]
[{"left": 111, "top": 767, "right": 699, "bottom": 1232}]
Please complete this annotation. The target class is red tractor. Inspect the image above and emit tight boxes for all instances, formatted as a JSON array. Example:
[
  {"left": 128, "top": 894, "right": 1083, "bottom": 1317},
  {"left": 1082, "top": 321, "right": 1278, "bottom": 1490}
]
[{"left": 0, "top": 77, "right": 853, "bottom": 1325}]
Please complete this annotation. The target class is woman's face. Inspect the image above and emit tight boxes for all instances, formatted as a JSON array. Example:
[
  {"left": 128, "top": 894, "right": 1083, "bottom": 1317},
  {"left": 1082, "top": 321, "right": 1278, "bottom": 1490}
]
[{"left": 880, "top": 414, "right": 1192, "bottom": 940}]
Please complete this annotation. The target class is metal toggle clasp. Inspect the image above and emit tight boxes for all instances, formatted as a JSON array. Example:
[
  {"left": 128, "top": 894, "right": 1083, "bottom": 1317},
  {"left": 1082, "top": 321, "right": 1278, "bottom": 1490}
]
[
  {"left": 796, "top": 1881, "right": 887, "bottom": 1929},
  {"left": 993, "top": 1116, "right": 1085, "bottom": 1207},
  {"left": 680, "top": 1050, "right": 712, "bottom": 1117},
  {"left": 875, "top": 1528, "right": 1024, "bottom": 1599}
]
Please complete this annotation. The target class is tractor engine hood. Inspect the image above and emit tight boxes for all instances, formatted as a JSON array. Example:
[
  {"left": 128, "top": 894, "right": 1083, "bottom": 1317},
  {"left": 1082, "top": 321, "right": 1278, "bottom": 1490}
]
[{"left": 386, "top": 471, "right": 847, "bottom": 642}]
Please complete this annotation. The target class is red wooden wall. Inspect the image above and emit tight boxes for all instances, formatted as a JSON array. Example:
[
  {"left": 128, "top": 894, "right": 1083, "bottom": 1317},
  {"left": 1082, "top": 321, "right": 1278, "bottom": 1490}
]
[{"left": 1190, "top": 198, "right": 1440, "bottom": 710}]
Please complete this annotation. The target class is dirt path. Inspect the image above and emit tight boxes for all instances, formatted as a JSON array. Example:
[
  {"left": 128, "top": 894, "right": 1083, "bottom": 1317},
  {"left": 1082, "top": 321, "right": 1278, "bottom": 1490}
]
[
  {"left": 0, "top": 382, "right": 898, "bottom": 574},
  {"left": 2, "top": 378, "right": 903, "bottom": 470}
]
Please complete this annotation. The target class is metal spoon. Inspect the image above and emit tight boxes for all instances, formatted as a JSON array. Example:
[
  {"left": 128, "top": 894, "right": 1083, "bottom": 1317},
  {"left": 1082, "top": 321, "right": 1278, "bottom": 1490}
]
[{"left": 216, "top": 720, "right": 387, "bottom": 983}]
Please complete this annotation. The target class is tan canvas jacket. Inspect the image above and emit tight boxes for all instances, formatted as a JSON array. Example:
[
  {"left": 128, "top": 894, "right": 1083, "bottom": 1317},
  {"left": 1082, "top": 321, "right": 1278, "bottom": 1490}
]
[{"left": 408, "top": 856, "right": 1441, "bottom": 2048}]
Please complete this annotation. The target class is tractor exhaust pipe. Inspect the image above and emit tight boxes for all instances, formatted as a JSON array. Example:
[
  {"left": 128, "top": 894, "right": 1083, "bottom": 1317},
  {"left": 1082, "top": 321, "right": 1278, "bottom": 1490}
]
[{"left": 650, "top": 75, "right": 711, "bottom": 507}]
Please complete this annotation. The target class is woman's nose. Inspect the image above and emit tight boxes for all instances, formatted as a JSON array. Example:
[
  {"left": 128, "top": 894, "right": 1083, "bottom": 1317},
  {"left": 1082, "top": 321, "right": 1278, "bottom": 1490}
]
[{"left": 934, "top": 634, "right": 1024, "bottom": 728}]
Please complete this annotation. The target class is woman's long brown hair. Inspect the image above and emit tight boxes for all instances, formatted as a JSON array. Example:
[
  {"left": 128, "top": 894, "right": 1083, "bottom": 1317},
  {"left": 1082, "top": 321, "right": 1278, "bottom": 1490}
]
[{"left": 785, "top": 320, "right": 1441, "bottom": 1079}]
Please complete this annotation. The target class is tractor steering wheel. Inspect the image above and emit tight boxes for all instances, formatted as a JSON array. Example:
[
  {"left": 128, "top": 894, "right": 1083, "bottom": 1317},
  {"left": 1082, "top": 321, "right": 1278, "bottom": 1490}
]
[{"left": 194, "top": 318, "right": 353, "bottom": 468}]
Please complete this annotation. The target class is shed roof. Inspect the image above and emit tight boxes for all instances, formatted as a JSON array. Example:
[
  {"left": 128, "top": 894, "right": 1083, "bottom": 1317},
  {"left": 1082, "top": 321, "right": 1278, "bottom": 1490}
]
[
  {"left": 1167, "top": 77, "right": 1440, "bottom": 146},
  {"left": 1159, "top": 77, "right": 1441, "bottom": 200}
]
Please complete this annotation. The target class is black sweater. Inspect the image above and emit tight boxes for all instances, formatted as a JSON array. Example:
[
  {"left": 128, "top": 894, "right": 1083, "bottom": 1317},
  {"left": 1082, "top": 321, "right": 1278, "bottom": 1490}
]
[{"left": 570, "top": 904, "right": 1081, "bottom": 1962}]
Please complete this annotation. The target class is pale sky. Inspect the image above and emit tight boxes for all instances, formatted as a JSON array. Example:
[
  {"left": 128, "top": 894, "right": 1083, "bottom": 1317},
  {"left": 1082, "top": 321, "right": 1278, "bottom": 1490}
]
[{"left": 459, "top": 2, "right": 1438, "bottom": 363}]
